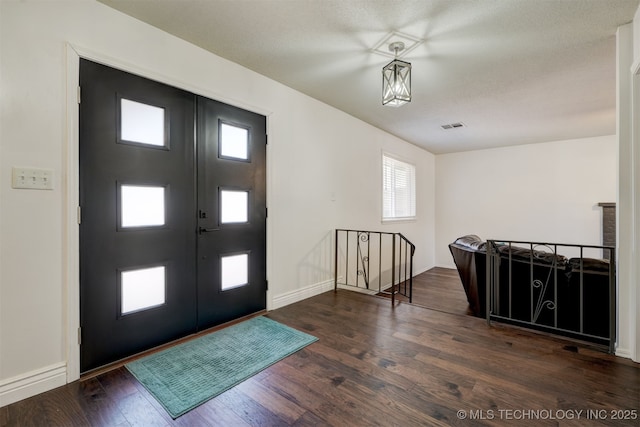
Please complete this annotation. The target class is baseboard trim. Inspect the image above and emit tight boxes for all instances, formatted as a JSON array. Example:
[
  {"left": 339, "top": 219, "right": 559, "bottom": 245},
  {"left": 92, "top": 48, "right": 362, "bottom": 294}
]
[
  {"left": 0, "top": 362, "right": 67, "bottom": 408},
  {"left": 414, "top": 265, "right": 434, "bottom": 276},
  {"left": 336, "top": 266, "right": 434, "bottom": 296},
  {"left": 614, "top": 345, "right": 632, "bottom": 359},
  {"left": 272, "top": 278, "right": 335, "bottom": 310},
  {"left": 337, "top": 284, "right": 379, "bottom": 295}
]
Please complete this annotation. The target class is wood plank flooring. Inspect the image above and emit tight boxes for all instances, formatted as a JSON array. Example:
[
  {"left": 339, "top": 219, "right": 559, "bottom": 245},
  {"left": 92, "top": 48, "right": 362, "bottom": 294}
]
[
  {"left": 1, "top": 268, "right": 638, "bottom": 426},
  {"left": 385, "top": 267, "right": 473, "bottom": 316}
]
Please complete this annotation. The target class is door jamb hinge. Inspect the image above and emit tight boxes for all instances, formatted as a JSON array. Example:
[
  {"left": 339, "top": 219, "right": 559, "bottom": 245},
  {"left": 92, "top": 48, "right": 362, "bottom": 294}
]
[
  {"left": 266, "top": 280, "right": 269, "bottom": 291},
  {"left": 77, "top": 86, "right": 81, "bottom": 104},
  {"left": 77, "top": 206, "right": 81, "bottom": 225},
  {"left": 77, "top": 327, "right": 82, "bottom": 345}
]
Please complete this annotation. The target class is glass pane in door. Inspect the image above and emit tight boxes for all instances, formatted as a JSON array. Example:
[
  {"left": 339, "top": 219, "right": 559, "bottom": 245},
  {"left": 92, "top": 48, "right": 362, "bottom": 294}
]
[
  {"left": 120, "top": 98, "right": 166, "bottom": 147},
  {"left": 220, "top": 254, "right": 248, "bottom": 290},
  {"left": 220, "top": 190, "right": 248, "bottom": 223},
  {"left": 121, "top": 185, "right": 165, "bottom": 228},
  {"left": 219, "top": 123, "right": 249, "bottom": 160},
  {"left": 121, "top": 266, "right": 166, "bottom": 314}
]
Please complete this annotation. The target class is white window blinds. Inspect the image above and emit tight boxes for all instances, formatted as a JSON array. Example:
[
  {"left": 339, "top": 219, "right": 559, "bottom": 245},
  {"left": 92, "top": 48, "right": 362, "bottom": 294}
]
[{"left": 382, "top": 154, "right": 416, "bottom": 220}]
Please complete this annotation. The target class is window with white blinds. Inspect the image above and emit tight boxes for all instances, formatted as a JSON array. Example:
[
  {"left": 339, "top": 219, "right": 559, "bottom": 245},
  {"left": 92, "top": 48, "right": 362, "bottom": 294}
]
[{"left": 382, "top": 153, "right": 416, "bottom": 221}]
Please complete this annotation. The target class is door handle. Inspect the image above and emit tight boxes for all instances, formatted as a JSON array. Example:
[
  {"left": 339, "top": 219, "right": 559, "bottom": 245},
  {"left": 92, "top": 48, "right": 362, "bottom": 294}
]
[{"left": 199, "top": 227, "right": 219, "bottom": 234}]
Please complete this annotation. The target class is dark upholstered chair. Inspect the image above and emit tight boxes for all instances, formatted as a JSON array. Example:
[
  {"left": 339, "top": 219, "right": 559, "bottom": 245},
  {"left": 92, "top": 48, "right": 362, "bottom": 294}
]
[{"left": 448, "top": 235, "right": 487, "bottom": 317}]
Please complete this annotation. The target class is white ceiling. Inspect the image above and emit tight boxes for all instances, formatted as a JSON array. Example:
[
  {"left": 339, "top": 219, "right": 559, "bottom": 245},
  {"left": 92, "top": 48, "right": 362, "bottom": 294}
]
[{"left": 99, "top": 0, "right": 638, "bottom": 154}]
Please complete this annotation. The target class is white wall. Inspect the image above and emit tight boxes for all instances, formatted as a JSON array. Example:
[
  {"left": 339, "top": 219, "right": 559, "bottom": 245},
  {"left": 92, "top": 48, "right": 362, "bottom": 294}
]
[
  {"left": 270, "top": 107, "right": 436, "bottom": 306},
  {"left": 616, "top": 22, "right": 635, "bottom": 362},
  {"left": 0, "top": 0, "right": 436, "bottom": 404},
  {"left": 630, "top": 3, "right": 640, "bottom": 363},
  {"left": 634, "top": 5, "right": 640, "bottom": 61},
  {"left": 435, "top": 135, "right": 616, "bottom": 268}
]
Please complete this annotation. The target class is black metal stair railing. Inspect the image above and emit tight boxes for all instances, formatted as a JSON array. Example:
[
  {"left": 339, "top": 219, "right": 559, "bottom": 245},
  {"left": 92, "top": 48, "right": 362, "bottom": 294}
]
[
  {"left": 486, "top": 239, "right": 616, "bottom": 353},
  {"left": 334, "top": 229, "right": 415, "bottom": 304}
]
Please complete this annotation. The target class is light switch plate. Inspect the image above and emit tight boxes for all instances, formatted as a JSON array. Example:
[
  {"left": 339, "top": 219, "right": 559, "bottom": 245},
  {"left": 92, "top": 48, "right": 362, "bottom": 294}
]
[{"left": 12, "top": 167, "right": 54, "bottom": 190}]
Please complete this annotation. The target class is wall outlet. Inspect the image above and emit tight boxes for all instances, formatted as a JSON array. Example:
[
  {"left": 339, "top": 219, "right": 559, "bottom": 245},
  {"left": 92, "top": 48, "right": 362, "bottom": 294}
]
[{"left": 12, "top": 167, "right": 54, "bottom": 190}]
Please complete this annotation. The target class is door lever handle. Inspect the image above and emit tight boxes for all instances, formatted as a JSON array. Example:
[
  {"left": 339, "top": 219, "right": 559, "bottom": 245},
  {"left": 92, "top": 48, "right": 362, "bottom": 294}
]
[{"left": 199, "top": 227, "right": 220, "bottom": 234}]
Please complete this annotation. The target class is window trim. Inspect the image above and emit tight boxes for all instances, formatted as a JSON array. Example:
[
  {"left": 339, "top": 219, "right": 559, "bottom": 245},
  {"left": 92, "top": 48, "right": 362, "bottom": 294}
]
[{"left": 381, "top": 151, "right": 416, "bottom": 223}]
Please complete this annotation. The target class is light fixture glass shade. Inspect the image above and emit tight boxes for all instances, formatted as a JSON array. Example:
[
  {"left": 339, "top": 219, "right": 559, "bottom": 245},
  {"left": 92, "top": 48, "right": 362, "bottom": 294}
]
[{"left": 382, "top": 59, "right": 411, "bottom": 107}]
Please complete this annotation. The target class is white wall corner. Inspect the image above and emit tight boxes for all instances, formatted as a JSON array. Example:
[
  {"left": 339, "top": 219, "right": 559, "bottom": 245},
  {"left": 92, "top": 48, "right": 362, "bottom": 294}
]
[
  {"left": 620, "top": 14, "right": 640, "bottom": 363},
  {"left": 632, "top": 52, "right": 640, "bottom": 364},
  {"left": 0, "top": 363, "right": 67, "bottom": 408},
  {"left": 634, "top": 3, "right": 640, "bottom": 63},
  {"left": 614, "top": 22, "right": 637, "bottom": 362},
  {"left": 413, "top": 264, "right": 434, "bottom": 277},
  {"left": 633, "top": 5, "right": 640, "bottom": 363},
  {"left": 616, "top": 23, "right": 634, "bottom": 361}
]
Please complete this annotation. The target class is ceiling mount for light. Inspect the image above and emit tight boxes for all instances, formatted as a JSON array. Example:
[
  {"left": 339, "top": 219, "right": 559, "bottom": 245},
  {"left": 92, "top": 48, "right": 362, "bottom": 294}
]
[
  {"left": 441, "top": 122, "right": 465, "bottom": 130},
  {"left": 388, "top": 41, "right": 405, "bottom": 54},
  {"left": 382, "top": 41, "right": 411, "bottom": 107}
]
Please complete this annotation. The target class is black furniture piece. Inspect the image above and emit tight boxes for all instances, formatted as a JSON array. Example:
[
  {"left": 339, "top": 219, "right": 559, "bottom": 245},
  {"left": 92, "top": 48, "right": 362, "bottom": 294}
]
[
  {"left": 449, "top": 235, "right": 615, "bottom": 351},
  {"left": 448, "top": 235, "right": 487, "bottom": 317}
]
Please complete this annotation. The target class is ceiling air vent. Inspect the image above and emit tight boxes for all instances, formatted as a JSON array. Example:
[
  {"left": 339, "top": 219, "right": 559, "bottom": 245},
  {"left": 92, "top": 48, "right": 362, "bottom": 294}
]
[{"left": 441, "top": 122, "right": 465, "bottom": 130}]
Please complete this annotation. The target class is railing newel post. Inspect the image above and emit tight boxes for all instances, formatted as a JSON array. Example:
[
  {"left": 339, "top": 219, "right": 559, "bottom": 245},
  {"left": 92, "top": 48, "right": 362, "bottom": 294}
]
[
  {"left": 391, "top": 234, "right": 396, "bottom": 306},
  {"left": 609, "top": 249, "right": 616, "bottom": 354},
  {"left": 378, "top": 233, "right": 382, "bottom": 294},
  {"left": 334, "top": 229, "right": 338, "bottom": 292}
]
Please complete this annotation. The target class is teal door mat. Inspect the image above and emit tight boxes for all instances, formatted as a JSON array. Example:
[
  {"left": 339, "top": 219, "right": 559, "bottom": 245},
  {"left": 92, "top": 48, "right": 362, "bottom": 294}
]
[{"left": 125, "top": 316, "right": 318, "bottom": 418}]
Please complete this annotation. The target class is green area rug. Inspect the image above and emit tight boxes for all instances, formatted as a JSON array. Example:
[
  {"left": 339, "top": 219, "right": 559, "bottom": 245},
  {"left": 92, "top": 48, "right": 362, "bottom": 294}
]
[{"left": 125, "top": 316, "right": 317, "bottom": 418}]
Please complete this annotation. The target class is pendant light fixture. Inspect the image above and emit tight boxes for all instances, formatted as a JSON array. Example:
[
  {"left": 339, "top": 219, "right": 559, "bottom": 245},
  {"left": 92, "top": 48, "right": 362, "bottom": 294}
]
[{"left": 382, "top": 41, "right": 411, "bottom": 107}]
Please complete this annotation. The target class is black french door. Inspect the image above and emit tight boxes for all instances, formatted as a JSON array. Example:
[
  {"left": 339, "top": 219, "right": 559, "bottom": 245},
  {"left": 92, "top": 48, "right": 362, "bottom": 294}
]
[
  {"left": 79, "top": 60, "right": 266, "bottom": 372},
  {"left": 196, "top": 97, "right": 267, "bottom": 326}
]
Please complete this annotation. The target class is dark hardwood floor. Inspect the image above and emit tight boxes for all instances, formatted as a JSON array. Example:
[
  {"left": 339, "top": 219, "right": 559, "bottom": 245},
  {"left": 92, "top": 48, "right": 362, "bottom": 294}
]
[
  {"left": 1, "top": 268, "right": 638, "bottom": 426},
  {"left": 387, "top": 267, "right": 473, "bottom": 316}
]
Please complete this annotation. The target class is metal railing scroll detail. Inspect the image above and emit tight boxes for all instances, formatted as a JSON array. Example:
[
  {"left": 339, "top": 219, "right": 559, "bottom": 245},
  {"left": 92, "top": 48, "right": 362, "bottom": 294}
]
[
  {"left": 334, "top": 229, "right": 415, "bottom": 305},
  {"left": 486, "top": 239, "right": 616, "bottom": 353}
]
